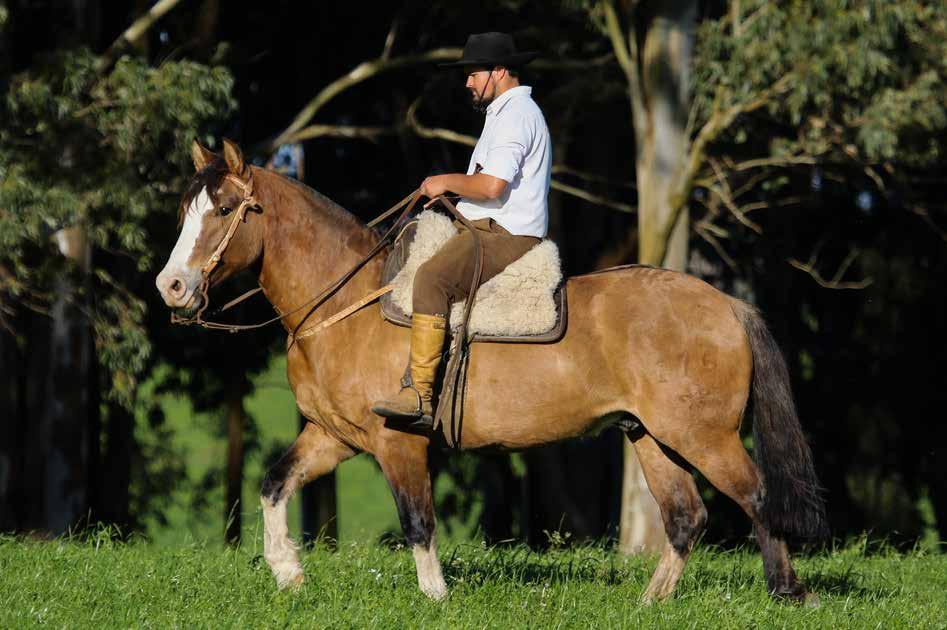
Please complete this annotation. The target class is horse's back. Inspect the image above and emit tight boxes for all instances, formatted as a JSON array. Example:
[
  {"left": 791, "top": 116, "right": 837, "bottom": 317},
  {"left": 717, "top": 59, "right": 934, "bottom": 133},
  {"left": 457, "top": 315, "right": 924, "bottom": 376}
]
[{"left": 455, "top": 264, "right": 752, "bottom": 449}]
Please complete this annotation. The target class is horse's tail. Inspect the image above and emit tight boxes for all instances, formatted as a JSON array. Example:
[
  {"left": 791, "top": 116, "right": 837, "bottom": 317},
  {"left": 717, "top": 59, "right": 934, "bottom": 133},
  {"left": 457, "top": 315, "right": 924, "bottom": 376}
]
[{"left": 732, "top": 300, "right": 828, "bottom": 540}]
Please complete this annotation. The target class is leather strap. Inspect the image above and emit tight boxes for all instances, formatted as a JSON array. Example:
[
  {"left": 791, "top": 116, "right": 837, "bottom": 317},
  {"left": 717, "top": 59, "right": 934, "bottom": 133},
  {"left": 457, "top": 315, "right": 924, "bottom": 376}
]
[
  {"left": 172, "top": 180, "right": 422, "bottom": 335},
  {"left": 428, "top": 196, "right": 483, "bottom": 436},
  {"left": 292, "top": 284, "right": 394, "bottom": 342}
]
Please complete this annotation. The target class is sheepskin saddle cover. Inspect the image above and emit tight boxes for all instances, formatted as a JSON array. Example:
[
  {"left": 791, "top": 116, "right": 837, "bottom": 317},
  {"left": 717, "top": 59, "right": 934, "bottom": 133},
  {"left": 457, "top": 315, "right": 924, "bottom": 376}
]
[{"left": 387, "top": 211, "right": 563, "bottom": 337}]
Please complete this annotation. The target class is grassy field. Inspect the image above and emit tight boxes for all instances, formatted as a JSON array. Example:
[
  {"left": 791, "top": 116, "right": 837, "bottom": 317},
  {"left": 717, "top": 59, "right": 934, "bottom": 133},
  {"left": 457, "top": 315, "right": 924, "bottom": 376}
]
[{"left": 1, "top": 535, "right": 944, "bottom": 628}]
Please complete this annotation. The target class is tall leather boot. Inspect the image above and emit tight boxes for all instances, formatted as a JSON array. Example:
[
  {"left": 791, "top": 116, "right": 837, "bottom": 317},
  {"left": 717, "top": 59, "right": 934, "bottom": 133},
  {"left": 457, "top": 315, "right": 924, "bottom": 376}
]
[{"left": 371, "top": 313, "right": 446, "bottom": 426}]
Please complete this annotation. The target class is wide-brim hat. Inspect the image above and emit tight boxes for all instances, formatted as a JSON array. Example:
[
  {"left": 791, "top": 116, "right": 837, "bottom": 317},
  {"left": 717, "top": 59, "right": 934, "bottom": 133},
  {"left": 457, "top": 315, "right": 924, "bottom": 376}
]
[{"left": 439, "top": 32, "right": 538, "bottom": 68}]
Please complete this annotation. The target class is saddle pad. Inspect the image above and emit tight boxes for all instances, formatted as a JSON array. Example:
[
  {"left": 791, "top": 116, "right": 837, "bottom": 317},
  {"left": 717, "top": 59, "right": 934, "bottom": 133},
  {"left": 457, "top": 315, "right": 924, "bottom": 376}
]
[{"left": 380, "top": 211, "right": 567, "bottom": 343}]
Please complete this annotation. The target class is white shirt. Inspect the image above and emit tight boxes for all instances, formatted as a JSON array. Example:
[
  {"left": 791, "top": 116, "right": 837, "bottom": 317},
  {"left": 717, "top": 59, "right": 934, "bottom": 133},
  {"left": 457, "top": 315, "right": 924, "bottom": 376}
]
[{"left": 456, "top": 86, "right": 552, "bottom": 238}]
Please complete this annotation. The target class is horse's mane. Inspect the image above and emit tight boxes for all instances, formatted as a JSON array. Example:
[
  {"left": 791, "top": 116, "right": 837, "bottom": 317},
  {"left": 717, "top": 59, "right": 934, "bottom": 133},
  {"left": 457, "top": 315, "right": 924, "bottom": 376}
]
[
  {"left": 252, "top": 166, "right": 387, "bottom": 247},
  {"left": 269, "top": 170, "right": 369, "bottom": 232}
]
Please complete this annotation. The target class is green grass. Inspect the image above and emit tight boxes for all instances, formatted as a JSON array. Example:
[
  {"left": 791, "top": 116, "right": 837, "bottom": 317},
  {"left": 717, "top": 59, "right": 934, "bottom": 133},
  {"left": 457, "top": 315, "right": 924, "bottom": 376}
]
[{"left": 1, "top": 535, "right": 944, "bottom": 628}]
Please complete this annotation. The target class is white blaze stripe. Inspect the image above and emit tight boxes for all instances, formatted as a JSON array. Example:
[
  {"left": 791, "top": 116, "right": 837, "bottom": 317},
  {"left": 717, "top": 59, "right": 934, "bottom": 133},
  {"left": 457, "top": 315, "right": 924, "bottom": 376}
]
[{"left": 166, "top": 187, "right": 213, "bottom": 271}]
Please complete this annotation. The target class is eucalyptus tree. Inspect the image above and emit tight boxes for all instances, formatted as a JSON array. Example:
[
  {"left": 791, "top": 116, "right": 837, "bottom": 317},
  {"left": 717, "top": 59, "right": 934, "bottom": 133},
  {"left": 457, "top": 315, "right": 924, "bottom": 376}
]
[{"left": 0, "top": 1, "right": 234, "bottom": 533}]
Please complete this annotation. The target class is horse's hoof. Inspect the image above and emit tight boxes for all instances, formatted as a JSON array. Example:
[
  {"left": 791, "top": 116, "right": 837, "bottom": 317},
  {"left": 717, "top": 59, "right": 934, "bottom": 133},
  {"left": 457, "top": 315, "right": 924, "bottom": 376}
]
[
  {"left": 276, "top": 570, "right": 305, "bottom": 591},
  {"left": 421, "top": 584, "right": 448, "bottom": 602},
  {"left": 639, "top": 590, "right": 660, "bottom": 606}
]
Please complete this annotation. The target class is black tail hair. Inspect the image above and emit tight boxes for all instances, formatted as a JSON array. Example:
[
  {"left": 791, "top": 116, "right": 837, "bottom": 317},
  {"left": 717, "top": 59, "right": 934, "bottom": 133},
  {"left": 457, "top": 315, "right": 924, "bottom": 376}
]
[{"left": 733, "top": 301, "right": 828, "bottom": 540}]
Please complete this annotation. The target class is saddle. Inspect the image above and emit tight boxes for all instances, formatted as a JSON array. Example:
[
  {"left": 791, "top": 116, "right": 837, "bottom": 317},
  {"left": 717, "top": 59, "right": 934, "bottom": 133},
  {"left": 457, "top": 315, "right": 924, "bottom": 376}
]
[{"left": 379, "top": 211, "right": 568, "bottom": 344}]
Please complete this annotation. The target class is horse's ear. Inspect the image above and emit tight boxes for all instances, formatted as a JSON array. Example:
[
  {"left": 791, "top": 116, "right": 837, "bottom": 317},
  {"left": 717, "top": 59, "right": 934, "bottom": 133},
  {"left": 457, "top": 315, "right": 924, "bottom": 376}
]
[
  {"left": 222, "top": 138, "right": 249, "bottom": 178},
  {"left": 191, "top": 139, "right": 216, "bottom": 171}
]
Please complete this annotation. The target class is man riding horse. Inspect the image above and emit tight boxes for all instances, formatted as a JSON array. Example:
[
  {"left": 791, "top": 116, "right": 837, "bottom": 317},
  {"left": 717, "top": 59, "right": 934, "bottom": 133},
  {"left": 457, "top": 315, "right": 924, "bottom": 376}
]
[{"left": 372, "top": 32, "right": 552, "bottom": 428}]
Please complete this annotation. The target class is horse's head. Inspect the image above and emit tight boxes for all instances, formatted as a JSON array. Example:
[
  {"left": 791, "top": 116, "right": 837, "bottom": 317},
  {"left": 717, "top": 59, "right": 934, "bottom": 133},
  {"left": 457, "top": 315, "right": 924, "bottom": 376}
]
[{"left": 156, "top": 139, "right": 264, "bottom": 314}]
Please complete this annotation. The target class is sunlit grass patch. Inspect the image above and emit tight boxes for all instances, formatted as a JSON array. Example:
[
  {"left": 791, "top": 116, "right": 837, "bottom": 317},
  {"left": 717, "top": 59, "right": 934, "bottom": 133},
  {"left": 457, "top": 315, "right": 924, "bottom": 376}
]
[{"left": 1, "top": 534, "right": 944, "bottom": 628}]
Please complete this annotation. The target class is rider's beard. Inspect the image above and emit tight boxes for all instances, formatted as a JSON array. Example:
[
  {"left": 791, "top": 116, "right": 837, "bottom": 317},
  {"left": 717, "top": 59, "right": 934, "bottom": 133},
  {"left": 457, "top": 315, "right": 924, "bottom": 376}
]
[{"left": 470, "top": 81, "right": 493, "bottom": 114}]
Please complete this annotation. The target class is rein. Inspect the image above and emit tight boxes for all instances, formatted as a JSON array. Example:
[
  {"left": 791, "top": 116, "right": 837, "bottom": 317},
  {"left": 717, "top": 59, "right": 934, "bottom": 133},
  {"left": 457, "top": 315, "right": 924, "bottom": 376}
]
[{"left": 170, "top": 175, "right": 423, "bottom": 337}]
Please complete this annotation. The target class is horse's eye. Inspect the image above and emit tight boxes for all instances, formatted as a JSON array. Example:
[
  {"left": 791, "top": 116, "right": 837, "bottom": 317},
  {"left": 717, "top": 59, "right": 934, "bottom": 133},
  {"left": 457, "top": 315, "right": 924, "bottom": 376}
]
[{"left": 219, "top": 206, "right": 233, "bottom": 216}]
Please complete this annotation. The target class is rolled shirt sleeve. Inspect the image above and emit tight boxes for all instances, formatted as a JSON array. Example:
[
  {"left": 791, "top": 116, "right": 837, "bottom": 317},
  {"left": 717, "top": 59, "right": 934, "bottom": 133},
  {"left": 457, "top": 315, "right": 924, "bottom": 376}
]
[{"left": 479, "top": 116, "right": 533, "bottom": 184}]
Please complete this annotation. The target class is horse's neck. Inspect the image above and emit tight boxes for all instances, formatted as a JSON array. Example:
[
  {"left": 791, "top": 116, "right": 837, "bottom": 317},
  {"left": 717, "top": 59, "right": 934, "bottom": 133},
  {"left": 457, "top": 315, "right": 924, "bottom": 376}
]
[{"left": 254, "top": 169, "right": 382, "bottom": 334}]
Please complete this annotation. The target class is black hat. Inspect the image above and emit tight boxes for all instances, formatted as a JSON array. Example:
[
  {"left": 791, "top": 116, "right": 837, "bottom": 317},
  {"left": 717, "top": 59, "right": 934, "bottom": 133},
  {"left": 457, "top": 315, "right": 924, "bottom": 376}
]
[{"left": 439, "top": 32, "right": 538, "bottom": 68}]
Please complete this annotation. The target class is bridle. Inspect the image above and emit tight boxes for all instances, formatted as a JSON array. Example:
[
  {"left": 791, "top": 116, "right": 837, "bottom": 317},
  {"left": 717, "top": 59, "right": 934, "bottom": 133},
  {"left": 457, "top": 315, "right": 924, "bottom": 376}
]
[
  {"left": 170, "top": 172, "right": 426, "bottom": 338},
  {"left": 170, "top": 171, "right": 262, "bottom": 330}
]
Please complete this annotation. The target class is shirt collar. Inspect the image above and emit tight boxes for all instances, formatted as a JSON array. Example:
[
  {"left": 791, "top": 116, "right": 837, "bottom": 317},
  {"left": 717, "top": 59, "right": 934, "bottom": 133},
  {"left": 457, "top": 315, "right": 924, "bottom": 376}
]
[{"left": 486, "top": 85, "right": 532, "bottom": 116}]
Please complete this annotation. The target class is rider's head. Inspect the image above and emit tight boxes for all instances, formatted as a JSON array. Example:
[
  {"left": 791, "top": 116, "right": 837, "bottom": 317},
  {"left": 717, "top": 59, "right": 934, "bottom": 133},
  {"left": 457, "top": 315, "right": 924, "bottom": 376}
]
[
  {"left": 464, "top": 65, "right": 520, "bottom": 113},
  {"left": 440, "top": 32, "right": 538, "bottom": 114}
]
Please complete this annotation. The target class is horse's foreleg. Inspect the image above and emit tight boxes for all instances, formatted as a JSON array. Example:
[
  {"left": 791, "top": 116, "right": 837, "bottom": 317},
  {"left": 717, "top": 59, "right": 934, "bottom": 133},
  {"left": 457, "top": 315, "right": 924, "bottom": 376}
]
[
  {"left": 630, "top": 432, "right": 707, "bottom": 604},
  {"left": 375, "top": 435, "right": 447, "bottom": 601},
  {"left": 260, "top": 420, "right": 354, "bottom": 590}
]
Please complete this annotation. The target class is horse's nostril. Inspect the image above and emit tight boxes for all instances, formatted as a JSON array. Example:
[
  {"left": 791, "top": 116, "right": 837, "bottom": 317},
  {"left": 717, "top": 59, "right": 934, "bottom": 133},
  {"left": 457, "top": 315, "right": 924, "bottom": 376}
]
[{"left": 170, "top": 279, "right": 184, "bottom": 296}]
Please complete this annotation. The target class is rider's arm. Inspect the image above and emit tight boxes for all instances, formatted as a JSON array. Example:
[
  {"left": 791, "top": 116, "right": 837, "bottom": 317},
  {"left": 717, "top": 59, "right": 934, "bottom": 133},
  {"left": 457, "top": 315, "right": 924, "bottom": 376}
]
[{"left": 442, "top": 172, "right": 507, "bottom": 200}]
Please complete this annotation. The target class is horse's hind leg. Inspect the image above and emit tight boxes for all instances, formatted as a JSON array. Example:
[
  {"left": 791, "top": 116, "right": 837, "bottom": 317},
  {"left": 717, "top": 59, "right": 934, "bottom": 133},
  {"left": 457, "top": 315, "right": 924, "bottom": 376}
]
[
  {"left": 679, "top": 434, "right": 811, "bottom": 602},
  {"left": 630, "top": 432, "right": 707, "bottom": 603},
  {"left": 374, "top": 434, "right": 447, "bottom": 601},
  {"left": 260, "top": 420, "right": 354, "bottom": 589}
]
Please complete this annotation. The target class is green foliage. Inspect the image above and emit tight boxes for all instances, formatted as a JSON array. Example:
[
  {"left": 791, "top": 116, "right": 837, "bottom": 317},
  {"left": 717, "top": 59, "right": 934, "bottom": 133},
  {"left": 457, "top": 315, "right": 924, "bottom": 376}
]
[
  {"left": 1, "top": 535, "right": 945, "bottom": 627},
  {"left": 693, "top": 1, "right": 947, "bottom": 171},
  {"left": 0, "top": 47, "right": 235, "bottom": 405}
]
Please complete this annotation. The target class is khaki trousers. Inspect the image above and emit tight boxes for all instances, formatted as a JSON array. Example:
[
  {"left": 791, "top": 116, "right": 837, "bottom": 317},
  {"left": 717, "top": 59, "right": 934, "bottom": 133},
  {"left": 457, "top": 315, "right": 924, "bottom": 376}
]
[{"left": 413, "top": 218, "right": 541, "bottom": 316}]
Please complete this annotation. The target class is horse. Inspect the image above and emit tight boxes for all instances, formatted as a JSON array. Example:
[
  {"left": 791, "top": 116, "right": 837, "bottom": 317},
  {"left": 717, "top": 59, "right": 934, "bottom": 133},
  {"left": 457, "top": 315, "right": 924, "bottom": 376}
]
[{"left": 156, "top": 139, "right": 826, "bottom": 604}]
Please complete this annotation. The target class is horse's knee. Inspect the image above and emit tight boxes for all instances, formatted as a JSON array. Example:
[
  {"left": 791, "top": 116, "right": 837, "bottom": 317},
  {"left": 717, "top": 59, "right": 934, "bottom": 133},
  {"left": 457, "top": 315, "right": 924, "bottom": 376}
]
[{"left": 261, "top": 455, "right": 296, "bottom": 505}]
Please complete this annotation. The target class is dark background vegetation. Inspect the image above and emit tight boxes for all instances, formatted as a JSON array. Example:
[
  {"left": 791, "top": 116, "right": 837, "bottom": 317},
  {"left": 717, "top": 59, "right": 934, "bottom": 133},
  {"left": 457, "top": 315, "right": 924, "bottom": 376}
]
[{"left": 1, "top": 0, "right": 945, "bottom": 550}]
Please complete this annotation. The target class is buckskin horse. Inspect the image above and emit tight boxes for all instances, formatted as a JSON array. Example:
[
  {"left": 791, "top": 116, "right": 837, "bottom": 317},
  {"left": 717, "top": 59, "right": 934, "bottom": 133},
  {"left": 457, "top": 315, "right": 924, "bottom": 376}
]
[{"left": 156, "top": 139, "right": 826, "bottom": 604}]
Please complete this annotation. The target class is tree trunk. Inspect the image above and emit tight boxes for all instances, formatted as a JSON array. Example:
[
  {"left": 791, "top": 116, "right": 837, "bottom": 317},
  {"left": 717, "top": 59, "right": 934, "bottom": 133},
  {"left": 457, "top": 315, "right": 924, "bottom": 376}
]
[
  {"left": 618, "top": 0, "right": 697, "bottom": 555},
  {"left": 40, "top": 226, "right": 95, "bottom": 535},
  {"left": 225, "top": 390, "right": 245, "bottom": 545}
]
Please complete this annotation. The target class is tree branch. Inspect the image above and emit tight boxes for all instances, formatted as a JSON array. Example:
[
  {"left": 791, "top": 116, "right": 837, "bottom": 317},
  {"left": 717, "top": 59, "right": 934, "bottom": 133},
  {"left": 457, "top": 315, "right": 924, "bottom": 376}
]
[
  {"left": 695, "top": 222, "right": 738, "bottom": 272},
  {"left": 550, "top": 180, "right": 636, "bottom": 214},
  {"left": 97, "top": 0, "right": 184, "bottom": 74},
  {"left": 648, "top": 73, "right": 797, "bottom": 265},
  {"left": 788, "top": 247, "right": 873, "bottom": 290},
  {"left": 286, "top": 124, "right": 396, "bottom": 143},
  {"left": 552, "top": 164, "right": 636, "bottom": 190},
  {"left": 729, "top": 155, "right": 818, "bottom": 171},
  {"left": 909, "top": 205, "right": 947, "bottom": 244},
  {"left": 267, "top": 47, "right": 462, "bottom": 152},
  {"left": 406, "top": 99, "right": 477, "bottom": 146},
  {"left": 601, "top": 0, "right": 647, "bottom": 141}
]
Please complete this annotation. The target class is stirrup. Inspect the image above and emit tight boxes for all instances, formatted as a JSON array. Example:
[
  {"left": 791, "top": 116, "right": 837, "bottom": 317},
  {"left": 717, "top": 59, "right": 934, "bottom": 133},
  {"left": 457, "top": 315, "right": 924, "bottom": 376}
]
[{"left": 406, "top": 411, "right": 434, "bottom": 430}]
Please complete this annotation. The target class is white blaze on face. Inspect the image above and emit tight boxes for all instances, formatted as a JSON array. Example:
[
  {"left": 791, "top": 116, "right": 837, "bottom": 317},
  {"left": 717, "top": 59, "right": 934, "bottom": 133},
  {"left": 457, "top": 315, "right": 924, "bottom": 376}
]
[
  {"left": 156, "top": 187, "right": 215, "bottom": 307},
  {"left": 167, "top": 187, "right": 214, "bottom": 271}
]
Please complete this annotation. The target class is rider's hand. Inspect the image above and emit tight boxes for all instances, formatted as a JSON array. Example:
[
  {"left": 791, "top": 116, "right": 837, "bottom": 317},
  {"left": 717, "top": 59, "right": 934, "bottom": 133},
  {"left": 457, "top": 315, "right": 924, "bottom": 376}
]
[{"left": 420, "top": 175, "right": 450, "bottom": 207}]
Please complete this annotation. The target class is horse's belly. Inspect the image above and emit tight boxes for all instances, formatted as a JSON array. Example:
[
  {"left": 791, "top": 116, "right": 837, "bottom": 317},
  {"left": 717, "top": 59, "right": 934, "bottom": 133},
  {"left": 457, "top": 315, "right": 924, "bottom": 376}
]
[{"left": 457, "top": 338, "right": 628, "bottom": 449}]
